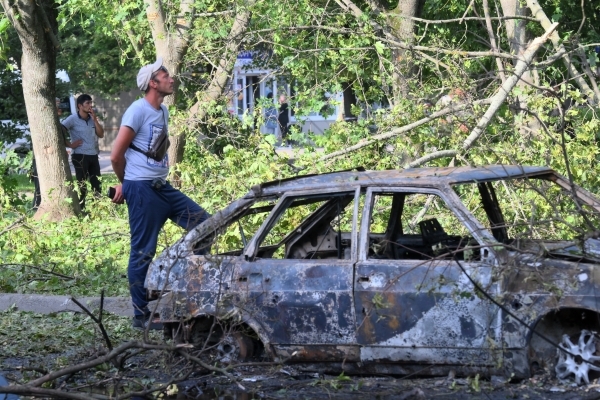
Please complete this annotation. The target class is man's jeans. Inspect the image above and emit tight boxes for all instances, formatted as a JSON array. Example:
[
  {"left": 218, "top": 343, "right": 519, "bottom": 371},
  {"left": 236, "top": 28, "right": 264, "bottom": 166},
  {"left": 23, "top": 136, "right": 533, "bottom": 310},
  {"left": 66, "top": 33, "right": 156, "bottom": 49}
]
[{"left": 123, "top": 180, "right": 210, "bottom": 317}]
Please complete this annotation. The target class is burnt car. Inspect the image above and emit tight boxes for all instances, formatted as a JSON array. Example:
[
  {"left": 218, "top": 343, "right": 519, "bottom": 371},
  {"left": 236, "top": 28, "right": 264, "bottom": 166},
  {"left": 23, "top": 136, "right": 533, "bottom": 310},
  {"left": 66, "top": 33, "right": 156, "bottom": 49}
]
[{"left": 147, "top": 165, "right": 600, "bottom": 383}]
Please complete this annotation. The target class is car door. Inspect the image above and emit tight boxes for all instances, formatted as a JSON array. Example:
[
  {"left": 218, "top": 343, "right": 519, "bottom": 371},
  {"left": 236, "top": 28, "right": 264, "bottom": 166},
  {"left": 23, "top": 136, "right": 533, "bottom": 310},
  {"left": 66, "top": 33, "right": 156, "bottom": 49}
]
[
  {"left": 354, "top": 187, "right": 502, "bottom": 367},
  {"left": 240, "top": 188, "right": 361, "bottom": 362}
]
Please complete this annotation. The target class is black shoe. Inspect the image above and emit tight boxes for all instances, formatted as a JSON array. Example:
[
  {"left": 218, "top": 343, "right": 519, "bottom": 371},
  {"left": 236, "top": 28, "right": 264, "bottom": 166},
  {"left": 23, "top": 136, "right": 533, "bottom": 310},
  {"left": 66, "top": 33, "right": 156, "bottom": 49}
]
[{"left": 132, "top": 314, "right": 163, "bottom": 331}]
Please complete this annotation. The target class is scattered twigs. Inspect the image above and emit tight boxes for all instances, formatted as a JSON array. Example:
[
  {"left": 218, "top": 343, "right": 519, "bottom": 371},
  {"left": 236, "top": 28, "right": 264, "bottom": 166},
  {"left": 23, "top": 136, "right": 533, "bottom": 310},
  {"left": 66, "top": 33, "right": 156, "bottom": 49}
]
[
  {"left": 0, "top": 215, "right": 26, "bottom": 237},
  {"left": 177, "top": 349, "right": 246, "bottom": 391},
  {"left": 70, "top": 291, "right": 113, "bottom": 352},
  {"left": 0, "top": 263, "right": 74, "bottom": 280}
]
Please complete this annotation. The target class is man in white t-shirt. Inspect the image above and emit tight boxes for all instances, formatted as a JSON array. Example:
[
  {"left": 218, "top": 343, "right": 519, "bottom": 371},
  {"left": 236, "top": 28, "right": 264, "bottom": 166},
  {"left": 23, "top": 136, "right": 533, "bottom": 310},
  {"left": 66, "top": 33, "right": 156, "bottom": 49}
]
[{"left": 110, "top": 58, "right": 210, "bottom": 330}]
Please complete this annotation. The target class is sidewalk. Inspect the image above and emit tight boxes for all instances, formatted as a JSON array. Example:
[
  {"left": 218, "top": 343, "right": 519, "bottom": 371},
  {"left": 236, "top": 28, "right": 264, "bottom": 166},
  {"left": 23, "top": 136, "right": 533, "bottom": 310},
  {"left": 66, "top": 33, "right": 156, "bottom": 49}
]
[{"left": 0, "top": 294, "right": 133, "bottom": 317}]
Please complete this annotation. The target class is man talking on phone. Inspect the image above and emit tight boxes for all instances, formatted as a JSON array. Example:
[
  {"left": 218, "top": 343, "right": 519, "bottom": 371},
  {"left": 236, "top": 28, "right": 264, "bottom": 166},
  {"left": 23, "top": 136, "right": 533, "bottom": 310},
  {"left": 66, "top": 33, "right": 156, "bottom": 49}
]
[
  {"left": 61, "top": 94, "right": 104, "bottom": 209},
  {"left": 110, "top": 58, "right": 210, "bottom": 330}
]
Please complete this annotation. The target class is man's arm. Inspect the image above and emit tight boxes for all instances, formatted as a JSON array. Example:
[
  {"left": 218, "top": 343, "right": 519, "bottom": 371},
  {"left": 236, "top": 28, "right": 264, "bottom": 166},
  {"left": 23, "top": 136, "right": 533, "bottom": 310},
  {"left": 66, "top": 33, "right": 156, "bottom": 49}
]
[
  {"left": 110, "top": 125, "right": 135, "bottom": 204},
  {"left": 61, "top": 125, "right": 83, "bottom": 149},
  {"left": 90, "top": 109, "right": 104, "bottom": 138}
]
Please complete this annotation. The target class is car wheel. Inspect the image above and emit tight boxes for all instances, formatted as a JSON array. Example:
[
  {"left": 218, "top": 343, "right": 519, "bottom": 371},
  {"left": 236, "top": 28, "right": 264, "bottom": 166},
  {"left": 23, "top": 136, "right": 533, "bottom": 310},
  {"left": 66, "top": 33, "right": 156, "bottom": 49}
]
[
  {"left": 528, "top": 308, "right": 600, "bottom": 383},
  {"left": 216, "top": 331, "right": 255, "bottom": 363},
  {"left": 555, "top": 330, "right": 600, "bottom": 384}
]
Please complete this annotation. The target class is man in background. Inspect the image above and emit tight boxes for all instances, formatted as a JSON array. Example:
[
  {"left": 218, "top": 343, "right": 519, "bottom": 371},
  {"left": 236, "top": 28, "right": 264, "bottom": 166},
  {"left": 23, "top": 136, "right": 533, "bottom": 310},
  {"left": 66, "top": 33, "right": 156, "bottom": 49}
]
[{"left": 61, "top": 94, "right": 104, "bottom": 209}]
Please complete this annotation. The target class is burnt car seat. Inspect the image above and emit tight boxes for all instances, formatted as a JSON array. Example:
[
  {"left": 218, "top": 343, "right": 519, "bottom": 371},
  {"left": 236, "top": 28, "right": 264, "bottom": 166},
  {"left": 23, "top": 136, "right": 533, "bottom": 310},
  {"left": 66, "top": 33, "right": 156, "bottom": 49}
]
[
  {"left": 419, "top": 218, "right": 466, "bottom": 259},
  {"left": 419, "top": 218, "right": 448, "bottom": 246}
]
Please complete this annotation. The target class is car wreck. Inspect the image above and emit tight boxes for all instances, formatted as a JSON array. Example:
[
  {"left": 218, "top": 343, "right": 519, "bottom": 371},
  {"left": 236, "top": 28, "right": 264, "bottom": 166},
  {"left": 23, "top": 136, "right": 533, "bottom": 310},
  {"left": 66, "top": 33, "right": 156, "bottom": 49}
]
[{"left": 146, "top": 165, "right": 600, "bottom": 383}]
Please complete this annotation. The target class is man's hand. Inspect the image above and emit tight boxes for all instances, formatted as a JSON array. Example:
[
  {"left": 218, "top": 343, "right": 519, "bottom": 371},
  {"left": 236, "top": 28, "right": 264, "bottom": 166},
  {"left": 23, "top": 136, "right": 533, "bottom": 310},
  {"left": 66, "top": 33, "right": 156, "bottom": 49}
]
[
  {"left": 111, "top": 184, "right": 125, "bottom": 204},
  {"left": 69, "top": 139, "right": 83, "bottom": 149},
  {"left": 89, "top": 107, "right": 98, "bottom": 122}
]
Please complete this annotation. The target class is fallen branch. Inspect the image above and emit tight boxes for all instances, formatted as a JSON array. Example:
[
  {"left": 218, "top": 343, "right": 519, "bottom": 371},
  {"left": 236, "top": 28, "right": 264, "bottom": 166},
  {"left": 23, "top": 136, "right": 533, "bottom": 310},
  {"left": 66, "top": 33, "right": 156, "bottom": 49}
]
[
  {"left": 0, "top": 215, "right": 26, "bottom": 237},
  {"left": 318, "top": 98, "right": 493, "bottom": 162},
  {"left": 71, "top": 291, "right": 113, "bottom": 352},
  {"left": 177, "top": 349, "right": 246, "bottom": 391},
  {"left": 527, "top": 0, "right": 597, "bottom": 104},
  {"left": 407, "top": 22, "right": 558, "bottom": 168}
]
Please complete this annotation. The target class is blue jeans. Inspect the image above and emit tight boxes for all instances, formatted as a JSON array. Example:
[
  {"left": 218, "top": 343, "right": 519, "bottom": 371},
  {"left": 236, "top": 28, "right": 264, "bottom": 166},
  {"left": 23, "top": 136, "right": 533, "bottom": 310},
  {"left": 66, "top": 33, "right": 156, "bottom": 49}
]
[{"left": 123, "top": 180, "right": 210, "bottom": 317}]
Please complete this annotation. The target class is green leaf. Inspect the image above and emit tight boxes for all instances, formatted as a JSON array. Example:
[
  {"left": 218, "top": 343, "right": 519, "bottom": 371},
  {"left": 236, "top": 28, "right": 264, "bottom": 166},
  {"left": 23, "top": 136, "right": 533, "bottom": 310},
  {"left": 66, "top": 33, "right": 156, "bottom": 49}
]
[{"left": 0, "top": 18, "right": 10, "bottom": 35}]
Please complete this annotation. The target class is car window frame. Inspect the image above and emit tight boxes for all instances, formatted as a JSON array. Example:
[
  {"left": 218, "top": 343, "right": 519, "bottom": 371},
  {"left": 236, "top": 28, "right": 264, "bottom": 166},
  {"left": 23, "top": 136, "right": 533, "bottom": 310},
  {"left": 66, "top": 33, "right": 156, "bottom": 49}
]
[
  {"left": 358, "top": 185, "right": 500, "bottom": 263},
  {"left": 243, "top": 187, "right": 361, "bottom": 262}
]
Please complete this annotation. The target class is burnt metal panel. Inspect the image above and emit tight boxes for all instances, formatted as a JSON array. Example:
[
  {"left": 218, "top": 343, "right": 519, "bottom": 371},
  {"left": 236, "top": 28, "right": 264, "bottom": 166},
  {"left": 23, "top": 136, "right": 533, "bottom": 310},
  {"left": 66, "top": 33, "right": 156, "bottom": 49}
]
[
  {"left": 256, "top": 165, "right": 554, "bottom": 198},
  {"left": 235, "top": 259, "right": 356, "bottom": 348},
  {"left": 499, "top": 253, "right": 600, "bottom": 349},
  {"left": 355, "top": 259, "right": 500, "bottom": 366}
]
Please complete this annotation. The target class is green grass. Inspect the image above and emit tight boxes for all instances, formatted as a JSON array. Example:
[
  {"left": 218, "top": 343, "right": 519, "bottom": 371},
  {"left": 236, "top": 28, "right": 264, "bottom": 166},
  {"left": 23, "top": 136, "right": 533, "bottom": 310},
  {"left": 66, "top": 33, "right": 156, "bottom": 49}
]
[
  {"left": 10, "top": 172, "right": 118, "bottom": 194},
  {"left": 11, "top": 173, "right": 34, "bottom": 191}
]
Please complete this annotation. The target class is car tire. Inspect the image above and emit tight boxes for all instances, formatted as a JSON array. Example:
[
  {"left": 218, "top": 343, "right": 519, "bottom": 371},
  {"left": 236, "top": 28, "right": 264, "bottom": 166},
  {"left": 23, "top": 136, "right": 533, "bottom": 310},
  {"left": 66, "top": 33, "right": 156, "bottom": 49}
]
[{"left": 529, "top": 308, "right": 600, "bottom": 384}]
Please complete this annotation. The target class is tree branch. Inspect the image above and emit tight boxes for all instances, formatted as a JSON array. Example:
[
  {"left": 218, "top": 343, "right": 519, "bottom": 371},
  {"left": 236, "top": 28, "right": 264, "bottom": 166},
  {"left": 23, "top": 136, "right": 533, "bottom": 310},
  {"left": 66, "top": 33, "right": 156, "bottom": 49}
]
[
  {"left": 188, "top": 2, "right": 256, "bottom": 121},
  {"left": 0, "top": 215, "right": 25, "bottom": 237},
  {"left": 318, "top": 98, "right": 493, "bottom": 162},
  {"left": 527, "top": 0, "right": 597, "bottom": 104},
  {"left": 408, "top": 23, "right": 557, "bottom": 168},
  {"left": 482, "top": 0, "right": 506, "bottom": 83}
]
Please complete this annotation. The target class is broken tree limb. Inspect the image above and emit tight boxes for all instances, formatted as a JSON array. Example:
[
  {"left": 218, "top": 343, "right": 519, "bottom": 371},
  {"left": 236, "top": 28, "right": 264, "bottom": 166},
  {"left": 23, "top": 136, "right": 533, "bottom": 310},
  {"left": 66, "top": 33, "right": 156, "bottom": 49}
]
[
  {"left": 188, "top": 3, "right": 256, "bottom": 123},
  {"left": 482, "top": 0, "right": 507, "bottom": 84},
  {"left": 526, "top": 0, "right": 597, "bottom": 104},
  {"left": 317, "top": 98, "right": 493, "bottom": 163},
  {"left": 576, "top": 45, "right": 600, "bottom": 103},
  {"left": 406, "top": 23, "right": 557, "bottom": 169},
  {"left": 461, "top": 22, "right": 557, "bottom": 151}
]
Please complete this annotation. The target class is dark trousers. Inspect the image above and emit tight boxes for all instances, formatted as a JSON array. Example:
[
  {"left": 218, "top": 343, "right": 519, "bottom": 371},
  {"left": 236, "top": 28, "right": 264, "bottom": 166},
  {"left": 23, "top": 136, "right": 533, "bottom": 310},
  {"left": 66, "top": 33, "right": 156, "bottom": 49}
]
[
  {"left": 71, "top": 154, "right": 101, "bottom": 209},
  {"left": 279, "top": 119, "right": 289, "bottom": 142},
  {"left": 31, "top": 160, "right": 41, "bottom": 210},
  {"left": 123, "top": 180, "right": 211, "bottom": 317}
]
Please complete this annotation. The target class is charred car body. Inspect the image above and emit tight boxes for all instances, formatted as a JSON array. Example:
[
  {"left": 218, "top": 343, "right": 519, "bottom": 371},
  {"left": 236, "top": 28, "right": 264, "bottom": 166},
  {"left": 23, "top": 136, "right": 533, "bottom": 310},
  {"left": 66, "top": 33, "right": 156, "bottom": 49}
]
[{"left": 147, "top": 165, "right": 600, "bottom": 383}]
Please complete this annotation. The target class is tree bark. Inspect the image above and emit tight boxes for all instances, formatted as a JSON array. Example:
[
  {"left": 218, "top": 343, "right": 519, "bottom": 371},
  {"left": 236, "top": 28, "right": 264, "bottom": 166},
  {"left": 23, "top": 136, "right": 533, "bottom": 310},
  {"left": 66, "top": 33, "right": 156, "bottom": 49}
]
[
  {"left": 188, "top": 5, "right": 255, "bottom": 128},
  {"left": 499, "top": 0, "right": 535, "bottom": 90},
  {"left": 499, "top": 0, "right": 529, "bottom": 58},
  {"left": 482, "top": 0, "right": 506, "bottom": 84},
  {"left": 1, "top": 0, "right": 79, "bottom": 220},
  {"left": 387, "top": 0, "right": 426, "bottom": 102},
  {"left": 145, "top": 0, "right": 195, "bottom": 170}
]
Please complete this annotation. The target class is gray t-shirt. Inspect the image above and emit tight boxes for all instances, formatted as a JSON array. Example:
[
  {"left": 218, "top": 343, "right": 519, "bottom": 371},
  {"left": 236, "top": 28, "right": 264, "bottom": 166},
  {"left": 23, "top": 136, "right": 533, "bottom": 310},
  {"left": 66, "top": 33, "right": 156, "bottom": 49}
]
[
  {"left": 121, "top": 98, "right": 169, "bottom": 181},
  {"left": 61, "top": 113, "right": 99, "bottom": 155}
]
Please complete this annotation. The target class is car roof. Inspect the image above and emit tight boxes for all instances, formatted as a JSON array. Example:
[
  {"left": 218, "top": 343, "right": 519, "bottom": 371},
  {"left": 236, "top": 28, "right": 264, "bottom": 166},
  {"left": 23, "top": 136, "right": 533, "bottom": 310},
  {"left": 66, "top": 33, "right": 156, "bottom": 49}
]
[{"left": 250, "top": 165, "right": 554, "bottom": 197}]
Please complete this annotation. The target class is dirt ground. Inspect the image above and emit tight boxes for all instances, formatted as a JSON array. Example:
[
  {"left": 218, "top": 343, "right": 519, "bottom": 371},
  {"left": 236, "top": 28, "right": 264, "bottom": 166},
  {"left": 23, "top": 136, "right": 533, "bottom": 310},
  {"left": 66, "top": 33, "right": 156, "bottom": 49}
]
[
  {"left": 4, "top": 363, "right": 600, "bottom": 399},
  {"left": 4, "top": 355, "right": 600, "bottom": 399},
  {"left": 166, "top": 366, "right": 600, "bottom": 400}
]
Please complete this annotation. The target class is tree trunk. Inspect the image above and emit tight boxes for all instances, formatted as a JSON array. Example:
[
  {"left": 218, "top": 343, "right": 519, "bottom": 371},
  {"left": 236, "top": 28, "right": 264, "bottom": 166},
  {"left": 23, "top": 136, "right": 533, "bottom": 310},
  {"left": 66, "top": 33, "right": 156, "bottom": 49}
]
[
  {"left": 145, "top": 0, "right": 195, "bottom": 170},
  {"left": 387, "top": 0, "right": 426, "bottom": 102},
  {"left": 499, "top": 0, "right": 529, "bottom": 58},
  {"left": 188, "top": 5, "right": 255, "bottom": 137},
  {"left": 1, "top": 0, "right": 80, "bottom": 220}
]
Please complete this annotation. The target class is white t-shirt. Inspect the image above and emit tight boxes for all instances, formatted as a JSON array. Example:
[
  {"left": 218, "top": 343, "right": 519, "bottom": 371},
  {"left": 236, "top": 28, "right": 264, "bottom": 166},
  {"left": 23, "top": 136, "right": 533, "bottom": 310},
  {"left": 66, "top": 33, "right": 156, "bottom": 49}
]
[{"left": 121, "top": 98, "right": 169, "bottom": 181}]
